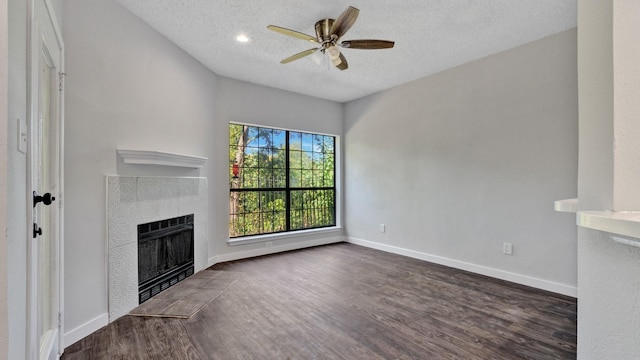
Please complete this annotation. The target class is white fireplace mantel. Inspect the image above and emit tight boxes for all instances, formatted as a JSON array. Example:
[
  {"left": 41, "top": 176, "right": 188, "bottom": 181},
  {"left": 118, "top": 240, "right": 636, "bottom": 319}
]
[
  {"left": 577, "top": 211, "right": 640, "bottom": 241},
  {"left": 117, "top": 149, "right": 207, "bottom": 168},
  {"left": 555, "top": 198, "right": 640, "bottom": 245}
]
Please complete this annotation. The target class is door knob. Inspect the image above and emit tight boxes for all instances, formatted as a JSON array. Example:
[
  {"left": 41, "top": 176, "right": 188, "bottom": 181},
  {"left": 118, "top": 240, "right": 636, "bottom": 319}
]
[{"left": 33, "top": 191, "right": 55, "bottom": 207}]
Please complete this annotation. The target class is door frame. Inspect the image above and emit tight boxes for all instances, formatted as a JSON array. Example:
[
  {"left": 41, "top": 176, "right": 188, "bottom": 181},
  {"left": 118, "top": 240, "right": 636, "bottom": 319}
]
[{"left": 26, "top": 0, "right": 65, "bottom": 358}]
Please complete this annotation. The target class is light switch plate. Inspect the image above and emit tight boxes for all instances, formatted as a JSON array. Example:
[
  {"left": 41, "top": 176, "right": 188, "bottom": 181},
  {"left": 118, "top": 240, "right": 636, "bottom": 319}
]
[{"left": 18, "top": 118, "right": 27, "bottom": 154}]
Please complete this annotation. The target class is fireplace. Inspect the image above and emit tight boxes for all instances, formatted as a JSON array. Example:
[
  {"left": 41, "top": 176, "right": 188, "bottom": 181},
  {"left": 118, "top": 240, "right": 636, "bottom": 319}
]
[
  {"left": 137, "top": 214, "right": 195, "bottom": 304},
  {"left": 107, "top": 176, "right": 208, "bottom": 321}
]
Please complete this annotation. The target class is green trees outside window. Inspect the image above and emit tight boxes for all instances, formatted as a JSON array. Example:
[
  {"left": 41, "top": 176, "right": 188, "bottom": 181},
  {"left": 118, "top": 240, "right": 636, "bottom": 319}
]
[{"left": 229, "top": 124, "right": 336, "bottom": 238}]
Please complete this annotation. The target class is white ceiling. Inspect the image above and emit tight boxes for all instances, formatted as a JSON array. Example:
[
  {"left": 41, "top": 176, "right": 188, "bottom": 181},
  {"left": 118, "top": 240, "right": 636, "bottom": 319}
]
[{"left": 112, "top": 0, "right": 577, "bottom": 103}]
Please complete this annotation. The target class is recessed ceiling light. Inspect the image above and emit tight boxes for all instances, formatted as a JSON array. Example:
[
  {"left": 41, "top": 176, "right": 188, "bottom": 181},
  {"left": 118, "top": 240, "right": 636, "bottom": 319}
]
[{"left": 236, "top": 34, "right": 249, "bottom": 43}]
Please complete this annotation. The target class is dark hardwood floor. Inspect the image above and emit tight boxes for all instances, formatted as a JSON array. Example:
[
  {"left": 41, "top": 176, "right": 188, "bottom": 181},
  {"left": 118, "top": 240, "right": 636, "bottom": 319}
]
[{"left": 63, "top": 243, "right": 577, "bottom": 359}]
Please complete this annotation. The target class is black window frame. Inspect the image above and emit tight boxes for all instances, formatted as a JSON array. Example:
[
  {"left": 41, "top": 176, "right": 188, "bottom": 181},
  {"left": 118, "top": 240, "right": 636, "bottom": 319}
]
[{"left": 229, "top": 124, "right": 337, "bottom": 238}]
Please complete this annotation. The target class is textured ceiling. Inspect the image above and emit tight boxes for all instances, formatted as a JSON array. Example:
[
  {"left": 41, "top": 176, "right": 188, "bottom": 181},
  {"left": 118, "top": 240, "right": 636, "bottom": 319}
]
[{"left": 112, "top": 0, "right": 577, "bottom": 103}]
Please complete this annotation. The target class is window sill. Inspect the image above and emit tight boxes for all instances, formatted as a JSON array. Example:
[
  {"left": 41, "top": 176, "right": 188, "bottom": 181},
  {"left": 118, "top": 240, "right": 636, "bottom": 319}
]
[{"left": 227, "top": 227, "right": 344, "bottom": 246}]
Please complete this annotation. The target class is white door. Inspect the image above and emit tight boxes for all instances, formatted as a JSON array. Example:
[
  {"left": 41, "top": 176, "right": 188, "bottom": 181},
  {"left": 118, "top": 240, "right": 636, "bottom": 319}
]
[{"left": 28, "top": 0, "right": 64, "bottom": 359}]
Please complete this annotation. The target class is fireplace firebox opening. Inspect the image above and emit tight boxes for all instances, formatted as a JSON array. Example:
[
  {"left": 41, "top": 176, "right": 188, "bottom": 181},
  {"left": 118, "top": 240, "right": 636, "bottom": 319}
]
[{"left": 138, "top": 214, "right": 194, "bottom": 304}]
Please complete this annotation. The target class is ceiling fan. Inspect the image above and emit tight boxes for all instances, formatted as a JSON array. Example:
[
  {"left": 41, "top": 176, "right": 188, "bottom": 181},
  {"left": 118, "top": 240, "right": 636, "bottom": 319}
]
[{"left": 267, "top": 6, "right": 395, "bottom": 71}]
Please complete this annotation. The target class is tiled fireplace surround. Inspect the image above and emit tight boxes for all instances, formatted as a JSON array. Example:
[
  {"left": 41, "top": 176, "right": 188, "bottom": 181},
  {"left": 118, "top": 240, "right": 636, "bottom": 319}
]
[{"left": 106, "top": 176, "right": 208, "bottom": 321}]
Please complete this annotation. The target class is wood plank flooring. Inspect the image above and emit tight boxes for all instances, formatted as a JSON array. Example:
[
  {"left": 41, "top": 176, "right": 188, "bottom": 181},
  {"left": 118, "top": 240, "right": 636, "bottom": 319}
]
[{"left": 62, "top": 243, "right": 577, "bottom": 359}]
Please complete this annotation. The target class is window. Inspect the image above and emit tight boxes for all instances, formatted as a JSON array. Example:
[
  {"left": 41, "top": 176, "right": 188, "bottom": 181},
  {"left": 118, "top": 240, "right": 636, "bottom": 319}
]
[{"left": 229, "top": 124, "right": 336, "bottom": 238}]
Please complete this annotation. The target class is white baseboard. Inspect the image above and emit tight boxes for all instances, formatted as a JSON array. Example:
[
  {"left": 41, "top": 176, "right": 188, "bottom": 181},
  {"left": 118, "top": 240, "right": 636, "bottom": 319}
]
[
  {"left": 63, "top": 313, "right": 108, "bottom": 349},
  {"left": 346, "top": 237, "right": 577, "bottom": 298},
  {"left": 208, "top": 236, "right": 345, "bottom": 267}
]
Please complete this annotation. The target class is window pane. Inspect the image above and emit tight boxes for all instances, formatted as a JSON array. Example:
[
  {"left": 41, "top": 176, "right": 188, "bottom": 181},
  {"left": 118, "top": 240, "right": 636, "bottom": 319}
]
[
  {"left": 291, "top": 190, "right": 302, "bottom": 211},
  {"left": 247, "top": 126, "right": 259, "bottom": 146},
  {"left": 324, "top": 163, "right": 334, "bottom": 186},
  {"left": 301, "top": 151, "right": 312, "bottom": 170},
  {"left": 229, "top": 145, "right": 239, "bottom": 162},
  {"left": 229, "top": 192, "right": 240, "bottom": 215},
  {"left": 229, "top": 124, "right": 244, "bottom": 146},
  {"left": 289, "top": 150, "right": 301, "bottom": 169},
  {"left": 244, "top": 213, "right": 260, "bottom": 236},
  {"left": 301, "top": 169, "right": 312, "bottom": 187},
  {"left": 293, "top": 186, "right": 336, "bottom": 229},
  {"left": 242, "top": 167, "right": 258, "bottom": 188},
  {"left": 291, "top": 210, "right": 303, "bottom": 230},
  {"left": 244, "top": 146, "right": 257, "bottom": 168},
  {"left": 324, "top": 136, "right": 335, "bottom": 153},
  {"left": 313, "top": 169, "right": 324, "bottom": 187},
  {"left": 273, "top": 169, "right": 286, "bottom": 188},
  {"left": 312, "top": 152, "right": 324, "bottom": 169},
  {"left": 313, "top": 134, "right": 324, "bottom": 153},
  {"left": 261, "top": 211, "right": 273, "bottom": 233},
  {"left": 258, "top": 168, "right": 272, "bottom": 188},
  {"left": 289, "top": 132, "right": 301, "bottom": 150},
  {"left": 258, "top": 128, "right": 272, "bottom": 147},
  {"left": 290, "top": 169, "right": 301, "bottom": 188},
  {"left": 273, "top": 149, "right": 286, "bottom": 168},
  {"left": 228, "top": 213, "right": 243, "bottom": 237},
  {"left": 273, "top": 211, "right": 286, "bottom": 232},
  {"left": 301, "top": 133, "right": 313, "bottom": 151},
  {"left": 258, "top": 147, "right": 271, "bottom": 168},
  {"left": 242, "top": 191, "right": 257, "bottom": 213},
  {"left": 273, "top": 130, "right": 285, "bottom": 149},
  {"left": 271, "top": 191, "right": 286, "bottom": 212}
]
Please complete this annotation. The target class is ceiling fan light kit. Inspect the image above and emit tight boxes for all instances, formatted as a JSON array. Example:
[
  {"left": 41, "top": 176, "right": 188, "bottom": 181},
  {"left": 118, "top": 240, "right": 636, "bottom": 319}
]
[
  {"left": 267, "top": 6, "right": 394, "bottom": 71},
  {"left": 327, "top": 46, "right": 341, "bottom": 60}
]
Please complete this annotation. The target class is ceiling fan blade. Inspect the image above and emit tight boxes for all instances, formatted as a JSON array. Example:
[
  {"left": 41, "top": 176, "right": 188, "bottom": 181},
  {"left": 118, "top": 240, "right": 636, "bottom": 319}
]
[
  {"left": 280, "top": 48, "right": 319, "bottom": 64},
  {"left": 267, "top": 25, "right": 318, "bottom": 43},
  {"left": 341, "top": 39, "right": 395, "bottom": 50},
  {"left": 336, "top": 53, "right": 348, "bottom": 71},
  {"left": 330, "top": 6, "right": 359, "bottom": 39}
]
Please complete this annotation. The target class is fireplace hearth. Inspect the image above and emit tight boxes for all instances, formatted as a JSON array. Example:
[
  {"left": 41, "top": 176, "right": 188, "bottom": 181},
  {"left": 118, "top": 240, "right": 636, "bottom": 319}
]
[{"left": 138, "top": 214, "right": 194, "bottom": 304}]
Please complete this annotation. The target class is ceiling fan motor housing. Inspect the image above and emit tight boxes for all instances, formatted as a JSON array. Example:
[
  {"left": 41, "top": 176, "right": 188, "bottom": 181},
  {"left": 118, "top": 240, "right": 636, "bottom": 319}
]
[{"left": 315, "top": 19, "right": 336, "bottom": 45}]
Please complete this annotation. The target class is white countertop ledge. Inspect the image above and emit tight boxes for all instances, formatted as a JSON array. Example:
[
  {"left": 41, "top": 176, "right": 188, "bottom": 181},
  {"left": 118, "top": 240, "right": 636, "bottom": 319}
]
[
  {"left": 554, "top": 198, "right": 578, "bottom": 213},
  {"left": 117, "top": 149, "right": 207, "bottom": 168},
  {"left": 577, "top": 211, "right": 640, "bottom": 239}
]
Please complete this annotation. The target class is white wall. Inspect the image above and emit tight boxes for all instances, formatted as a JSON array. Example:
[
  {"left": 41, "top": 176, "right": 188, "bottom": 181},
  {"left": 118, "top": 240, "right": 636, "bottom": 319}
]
[
  {"left": 0, "top": 0, "right": 8, "bottom": 357},
  {"left": 7, "top": 0, "right": 29, "bottom": 358},
  {"left": 577, "top": 0, "right": 640, "bottom": 358},
  {"left": 344, "top": 29, "right": 578, "bottom": 295},
  {"left": 62, "top": 0, "right": 343, "bottom": 345}
]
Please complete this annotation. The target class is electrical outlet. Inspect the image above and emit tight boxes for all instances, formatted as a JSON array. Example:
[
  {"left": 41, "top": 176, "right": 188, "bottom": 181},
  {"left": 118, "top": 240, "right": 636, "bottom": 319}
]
[
  {"left": 379, "top": 224, "right": 385, "bottom": 233},
  {"left": 503, "top": 242, "right": 513, "bottom": 255},
  {"left": 265, "top": 241, "right": 273, "bottom": 248}
]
